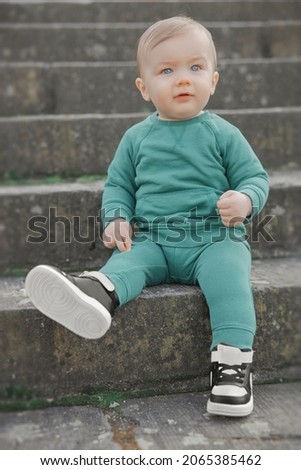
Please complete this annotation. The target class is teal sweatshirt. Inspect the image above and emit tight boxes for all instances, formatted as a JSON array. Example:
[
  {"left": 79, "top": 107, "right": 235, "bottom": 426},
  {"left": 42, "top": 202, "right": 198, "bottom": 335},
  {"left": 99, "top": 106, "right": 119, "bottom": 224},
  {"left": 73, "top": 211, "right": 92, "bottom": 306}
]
[{"left": 101, "top": 111, "right": 269, "bottom": 246}]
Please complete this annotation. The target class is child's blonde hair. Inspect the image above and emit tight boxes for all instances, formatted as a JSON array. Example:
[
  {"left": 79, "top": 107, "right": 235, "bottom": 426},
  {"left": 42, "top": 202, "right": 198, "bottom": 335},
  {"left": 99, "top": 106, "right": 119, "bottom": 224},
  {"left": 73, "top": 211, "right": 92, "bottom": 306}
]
[{"left": 136, "top": 16, "right": 217, "bottom": 75}]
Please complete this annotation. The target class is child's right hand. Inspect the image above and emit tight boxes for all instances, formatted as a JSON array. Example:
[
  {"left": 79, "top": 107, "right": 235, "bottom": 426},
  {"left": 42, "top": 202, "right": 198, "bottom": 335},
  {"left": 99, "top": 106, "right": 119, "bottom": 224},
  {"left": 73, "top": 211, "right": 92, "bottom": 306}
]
[{"left": 102, "top": 218, "right": 133, "bottom": 252}]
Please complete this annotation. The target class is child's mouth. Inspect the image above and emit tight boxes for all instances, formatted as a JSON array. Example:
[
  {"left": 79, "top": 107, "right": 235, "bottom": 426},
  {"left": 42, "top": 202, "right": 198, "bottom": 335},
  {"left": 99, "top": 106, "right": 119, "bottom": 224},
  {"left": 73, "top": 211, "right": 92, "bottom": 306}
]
[{"left": 175, "top": 93, "right": 193, "bottom": 100}]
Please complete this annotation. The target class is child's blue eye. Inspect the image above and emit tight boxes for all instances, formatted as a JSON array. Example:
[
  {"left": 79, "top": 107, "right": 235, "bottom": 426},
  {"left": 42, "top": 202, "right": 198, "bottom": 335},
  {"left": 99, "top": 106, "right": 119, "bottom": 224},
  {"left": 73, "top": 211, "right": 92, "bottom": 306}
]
[
  {"left": 162, "top": 68, "right": 173, "bottom": 75},
  {"left": 191, "top": 65, "right": 201, "bottom": 72}
]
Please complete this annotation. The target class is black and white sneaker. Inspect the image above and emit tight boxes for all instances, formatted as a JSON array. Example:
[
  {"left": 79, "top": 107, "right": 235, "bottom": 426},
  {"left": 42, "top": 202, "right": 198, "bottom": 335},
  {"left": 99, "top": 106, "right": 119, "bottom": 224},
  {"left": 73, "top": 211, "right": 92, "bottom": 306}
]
[
  {"left": 207, "top": 344, "right": 253, "bottom": 417},
  {"left": 25, "top": 265, "right": 118, "bottom": 339}
]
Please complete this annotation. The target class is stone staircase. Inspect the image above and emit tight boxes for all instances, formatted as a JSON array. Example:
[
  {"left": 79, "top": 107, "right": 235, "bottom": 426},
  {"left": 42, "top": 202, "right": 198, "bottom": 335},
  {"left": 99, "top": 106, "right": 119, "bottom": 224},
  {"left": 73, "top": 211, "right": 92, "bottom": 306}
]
[{"left": 0, "top": 0, "right": 301, "bottom": 400}]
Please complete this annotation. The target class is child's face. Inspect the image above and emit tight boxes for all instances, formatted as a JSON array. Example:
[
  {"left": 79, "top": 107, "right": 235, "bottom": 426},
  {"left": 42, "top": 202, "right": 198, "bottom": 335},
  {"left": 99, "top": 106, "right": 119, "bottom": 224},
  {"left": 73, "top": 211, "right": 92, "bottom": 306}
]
[{"left": 136, "top": 29, "right": 219, "bottom": 120}]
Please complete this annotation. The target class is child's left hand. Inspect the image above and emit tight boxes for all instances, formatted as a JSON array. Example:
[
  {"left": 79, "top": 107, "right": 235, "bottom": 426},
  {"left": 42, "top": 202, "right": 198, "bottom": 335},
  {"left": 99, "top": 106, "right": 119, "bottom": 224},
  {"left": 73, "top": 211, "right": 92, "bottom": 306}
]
[{"left": 217, "top": 190, "right": 252, "bottom": 227}]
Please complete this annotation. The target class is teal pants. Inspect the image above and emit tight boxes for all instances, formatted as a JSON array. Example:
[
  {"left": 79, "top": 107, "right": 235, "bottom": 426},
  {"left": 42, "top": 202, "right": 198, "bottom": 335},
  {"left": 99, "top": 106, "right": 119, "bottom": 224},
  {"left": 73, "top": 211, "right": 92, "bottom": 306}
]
[{"left": 100, "top": 237, "right": 256, "bottom": 350}]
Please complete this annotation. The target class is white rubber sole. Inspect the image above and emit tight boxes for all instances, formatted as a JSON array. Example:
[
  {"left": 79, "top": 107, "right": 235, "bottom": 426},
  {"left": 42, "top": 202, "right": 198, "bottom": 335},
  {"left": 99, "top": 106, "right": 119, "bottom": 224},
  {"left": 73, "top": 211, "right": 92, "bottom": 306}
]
[
  {"left": 25, "top": 265, "right": 112, "bottom": 339},
  {"left": 207, "top": 396, "right": 253, "bottom": 417}
]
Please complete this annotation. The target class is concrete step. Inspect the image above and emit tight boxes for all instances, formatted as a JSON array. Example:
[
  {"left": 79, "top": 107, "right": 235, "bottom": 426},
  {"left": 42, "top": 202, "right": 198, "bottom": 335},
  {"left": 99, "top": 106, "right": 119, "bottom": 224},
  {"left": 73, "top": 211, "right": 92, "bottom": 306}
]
[
  {"left": 0, "top": 171, "right": 300, "bottom": 274},
  {"left": 0, "top": 256, "right": 300, "bottom": 397},
  {"left": 0, "top": 181, "right": 108, "bottom": 275},
  {"left": 1, "top": 382, "right": 301, "bottom": 450},
  {"left": 2, "top": 1, "right": 301, "bottom": 24},
  {"left": 1, "top": 58, "right": 300, "bottom": 116},
  {"left": 1, "top": 21, "right": 300, "bottom": 62},
  {"left": 1, "top": 108, "right": 300, "bottom": 180}
]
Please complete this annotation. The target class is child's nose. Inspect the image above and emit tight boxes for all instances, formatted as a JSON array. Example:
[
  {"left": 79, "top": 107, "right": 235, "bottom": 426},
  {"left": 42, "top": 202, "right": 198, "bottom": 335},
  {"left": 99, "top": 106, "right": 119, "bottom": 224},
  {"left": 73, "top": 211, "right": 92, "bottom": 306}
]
[{"left": 176, "top": 76, "right": 192, "bottom": 86}]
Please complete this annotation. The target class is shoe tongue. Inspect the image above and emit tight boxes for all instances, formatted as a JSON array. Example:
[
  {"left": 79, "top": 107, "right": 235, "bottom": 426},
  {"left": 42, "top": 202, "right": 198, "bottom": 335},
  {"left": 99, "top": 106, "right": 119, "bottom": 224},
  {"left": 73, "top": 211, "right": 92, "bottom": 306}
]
[{"left": 212, "top": 344, "right": 253, "bottom": 364}]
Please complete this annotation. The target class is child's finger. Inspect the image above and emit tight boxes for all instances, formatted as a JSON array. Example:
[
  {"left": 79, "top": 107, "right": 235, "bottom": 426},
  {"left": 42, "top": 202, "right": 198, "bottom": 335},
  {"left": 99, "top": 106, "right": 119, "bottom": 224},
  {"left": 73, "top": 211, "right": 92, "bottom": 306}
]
[
  {"left": 102, "top": 230, "right": 117, "bottom": 248},
  {"left": 123, "top": 236, "right": 132, "bottom": 251},
  {"left": 217, "top": 198, "right": 231, "bottom": 210},
  {"left": 118, "top": 225, "right": 132, "bottom": 252}
]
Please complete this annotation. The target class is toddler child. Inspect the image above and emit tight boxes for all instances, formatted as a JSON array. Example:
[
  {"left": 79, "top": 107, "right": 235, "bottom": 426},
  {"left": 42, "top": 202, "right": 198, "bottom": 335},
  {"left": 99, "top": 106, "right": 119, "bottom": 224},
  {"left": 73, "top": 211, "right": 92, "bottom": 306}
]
[{"left": 26, "top": 17, "right": 269, "bottom": 417}]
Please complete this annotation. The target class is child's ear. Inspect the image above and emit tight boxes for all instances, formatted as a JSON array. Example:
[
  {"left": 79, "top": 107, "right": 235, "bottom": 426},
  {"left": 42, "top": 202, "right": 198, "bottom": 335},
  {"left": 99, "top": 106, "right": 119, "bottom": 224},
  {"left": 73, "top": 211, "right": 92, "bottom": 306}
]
[
  {"left": 211, "top": 71, "right": 219, "bottom": 95},
  {"left": 135, "top": 77, "right": 151, "bottom": 102}
]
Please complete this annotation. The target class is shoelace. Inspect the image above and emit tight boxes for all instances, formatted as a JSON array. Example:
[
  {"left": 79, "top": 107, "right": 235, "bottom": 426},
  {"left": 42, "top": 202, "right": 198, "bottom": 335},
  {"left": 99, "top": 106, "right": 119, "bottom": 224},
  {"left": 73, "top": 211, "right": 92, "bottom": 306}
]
[{"left": 215, "top": 363, "right": 247, "bottom": 385}]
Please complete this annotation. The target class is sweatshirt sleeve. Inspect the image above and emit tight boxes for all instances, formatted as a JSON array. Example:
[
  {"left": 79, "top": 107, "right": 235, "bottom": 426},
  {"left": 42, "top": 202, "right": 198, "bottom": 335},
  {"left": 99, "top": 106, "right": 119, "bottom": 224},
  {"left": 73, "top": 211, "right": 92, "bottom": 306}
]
[
  {"left": 101, "top": 130, "right": 137, "bottom": 228},
  {"left": 217, "top": 120, "right": 269, "bottom": 219}
]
